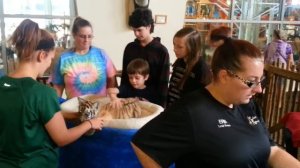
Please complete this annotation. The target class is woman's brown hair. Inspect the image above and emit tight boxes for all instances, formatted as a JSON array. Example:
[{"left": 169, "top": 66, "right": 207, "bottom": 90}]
[
  {"left": 211, "top": 38, "right": 262, "bottom": 80},
  {"left": 210, "top": 26, "right": 231, "bottom": 42},
  {"left": 9, "top": 19, "right": 55, "bottom": 62},
  {"left": 71, "top": 16, "right": 92, "bottom": 36}
]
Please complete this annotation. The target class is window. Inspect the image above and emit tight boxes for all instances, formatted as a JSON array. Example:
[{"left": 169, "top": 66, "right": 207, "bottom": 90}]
[
  {"left": 184, "top": 0, "right": 300, "bottom": 56},
  {"left": 0, "top": 0, "right": 77, "bottom": 75}
]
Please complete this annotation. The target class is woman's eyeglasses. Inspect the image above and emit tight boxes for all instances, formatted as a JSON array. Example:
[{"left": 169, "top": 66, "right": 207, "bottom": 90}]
[
  {"left": 77, "top": 34, "right": 94, "bottom": 39},
  {"left": 226, "top": 70, "right": 265, "bottom": 88}
]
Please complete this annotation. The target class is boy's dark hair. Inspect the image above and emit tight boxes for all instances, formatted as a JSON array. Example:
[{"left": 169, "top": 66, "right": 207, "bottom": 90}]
[
  {"left": 127, "top": 58, "right": 150, "bottom": 76},
  {"left": 128, "top": 8, "right": 154, "bottom": 33}
]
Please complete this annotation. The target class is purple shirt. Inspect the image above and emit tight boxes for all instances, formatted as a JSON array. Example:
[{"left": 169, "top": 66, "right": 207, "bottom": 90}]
[{"left": 264, "top": 40, "right": 293, "bottom": 64}]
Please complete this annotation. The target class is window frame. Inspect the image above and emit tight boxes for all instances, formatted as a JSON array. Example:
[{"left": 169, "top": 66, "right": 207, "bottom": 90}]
[{"left": 0, "top": 0, "right": 77, "bottom": 75}]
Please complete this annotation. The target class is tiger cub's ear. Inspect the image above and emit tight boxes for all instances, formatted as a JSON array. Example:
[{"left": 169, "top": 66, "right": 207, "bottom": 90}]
[
  {"left": 78, "top": 97, "right": 90, "bottom": 114},
  {"left": 92, "top": 101, "right": 100, "bottom": 110},
  {"left": 93, "top": 101, "right": 100, "bottom": 109},
  {"left": 78, "top": 97, "right": 88, "bottom": 104}
]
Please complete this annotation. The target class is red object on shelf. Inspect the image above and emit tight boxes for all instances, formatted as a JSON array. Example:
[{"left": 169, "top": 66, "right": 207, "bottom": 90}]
[{"left": 281, "top": 112, "right": 300, "bottom": 147}]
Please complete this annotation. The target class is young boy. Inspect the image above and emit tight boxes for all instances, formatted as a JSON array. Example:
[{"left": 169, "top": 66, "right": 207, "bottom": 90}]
[
  {"left": 119, "top": 58, "right": 157, "bottom": 103},
  {"left": 108, "top": 58, "right": 157, "bottom": 106}
]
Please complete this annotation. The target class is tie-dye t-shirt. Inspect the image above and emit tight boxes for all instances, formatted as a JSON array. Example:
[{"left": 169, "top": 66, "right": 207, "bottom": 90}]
[{"left": 51, "top": 46, "right": 116, "bottom": 99}]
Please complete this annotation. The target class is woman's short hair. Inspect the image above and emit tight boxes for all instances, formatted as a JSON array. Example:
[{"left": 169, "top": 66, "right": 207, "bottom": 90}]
[
  {"left": 71, "top": 16, "right": 92, "bottom": 35},
  {"left": 211, "top": 39, "right": 262, "bottom": 79},
  {"left": 210, "top": 26, "right": 231, "bottom": 42},
  {"left": 126, "top": 58, "right": 150, "bottom": 76},
  {"left": 273, "top": 29, "right": 287, "bottom": 41}
]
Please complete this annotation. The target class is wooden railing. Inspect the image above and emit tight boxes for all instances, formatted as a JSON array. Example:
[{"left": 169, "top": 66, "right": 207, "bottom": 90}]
[{"left": 258, "top": 62, "right": 300, "bottom": 146}]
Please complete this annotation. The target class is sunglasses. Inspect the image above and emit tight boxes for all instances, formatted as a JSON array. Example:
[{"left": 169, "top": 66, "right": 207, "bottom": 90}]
[
  {"left": 227, "top": 70, "right": 265, "bottom": 88},
  {"left": 77, "top": 34, "right": 94, "bottom": 39}
]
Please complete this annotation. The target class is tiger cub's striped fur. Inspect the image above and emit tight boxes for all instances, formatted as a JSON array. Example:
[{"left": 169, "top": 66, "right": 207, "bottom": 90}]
[{"left": 77, "top": 97, "right": 145, "bottom": 122}]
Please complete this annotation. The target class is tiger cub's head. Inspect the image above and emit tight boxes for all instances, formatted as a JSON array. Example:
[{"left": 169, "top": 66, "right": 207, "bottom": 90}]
[{"left": 78, "top": 97, "right": 100, "bottom": 122}]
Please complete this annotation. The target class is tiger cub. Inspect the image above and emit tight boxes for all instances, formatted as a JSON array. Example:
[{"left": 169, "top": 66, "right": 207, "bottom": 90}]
[{"left": 78, "top": 97, "right": 147, "bottom": 122}]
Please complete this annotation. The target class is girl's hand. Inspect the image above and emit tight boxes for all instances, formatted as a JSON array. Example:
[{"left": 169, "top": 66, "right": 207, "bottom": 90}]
[
  {"left": 88, "top": 117, "right": 105, "bottom": 130},
  {"left": 109, "top": 98, "right": 123, "bottom": 109}
]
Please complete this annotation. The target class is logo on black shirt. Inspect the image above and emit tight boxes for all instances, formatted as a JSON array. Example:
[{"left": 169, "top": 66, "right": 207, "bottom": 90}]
[
  {"left": 217, "top": 119, "right": 231, "bottom": 128},
  {"left": 247, "top": 116, "right": 260, "bottom": 126}
]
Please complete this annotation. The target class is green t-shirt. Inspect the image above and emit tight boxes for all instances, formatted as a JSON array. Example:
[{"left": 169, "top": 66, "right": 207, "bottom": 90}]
[{"left": 0, "top": 76, "right": 60, "bottom": 168}]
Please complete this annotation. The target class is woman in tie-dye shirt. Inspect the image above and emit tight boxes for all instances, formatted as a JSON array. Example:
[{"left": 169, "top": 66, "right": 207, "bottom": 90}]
[{"left": 51, "top": 17, "right": 117, "bottom": 99}]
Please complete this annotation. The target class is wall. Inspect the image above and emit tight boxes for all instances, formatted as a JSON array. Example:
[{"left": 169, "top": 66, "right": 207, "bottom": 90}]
[{"left": 76, "top": 0, "right": 186, "bottom": 70}]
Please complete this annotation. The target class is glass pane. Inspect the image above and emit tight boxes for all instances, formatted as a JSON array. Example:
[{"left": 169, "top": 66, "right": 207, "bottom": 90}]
[
  {"left": 184, "top": 22, "right": 233, "bottom": 62},
  {"left": 5, "top": 18, "right": 71, "bottom": 48},
  {"left": 233, "top": 0, "right": 281, "bottom": 21},
  {"left": 44, "top": 19, "right": 72, "bottom": 49},
  {"left": 51, "top": 0, "right": 71, "bottom": 16},
  {"left": 0, "top": 29, "right": 4, "bottom": 77},
  {"left": 188, "top": 0, "right": 231, "bottom": 19},
  {"left": 284, "top": 0, "right": 300, "bottom": 21},
  {"left": 282, "top": 24, "right": 300, "bottom": 41},
  {"left": 184, "top": 22, "right": 231, "bottom": 39},
  {"left": 3, "top": 0, "right": 70, "bottom": 16},
  {"left": 233, "top": 22, "right": 300, "bottom": 61},
  {"left": 282, "top": 24, "right": 300, "bottom": 62},
  {"left": 234, "top": 23, "right": 277, "bottom": 50}
]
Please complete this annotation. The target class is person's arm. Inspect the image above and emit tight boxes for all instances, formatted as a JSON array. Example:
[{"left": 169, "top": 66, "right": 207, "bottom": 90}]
[
  {"left": 252, "top": 102, "right": 300, "bottom": 168},
  {"left": 107, "top": 88, "right": 119, "bottom": 100},
  {"left": 107, "top": 76, "right": 118, "bottom": 88},
  {"left": 102, "top": 51, "right": 121, "bottom": 106},
  {"left": 104, "top": 50, "right": 118, "bottom": 88},
  {"left": 45, "top": 112, "right": 104, "bottom": 147},
  {"left": 263, "top": 43, "right": 270, "bottom": 64},
  {"left": 158, "top": 49, "right": 170, "bottom": 108},
  {"left": 288, "top": 53, "right": 294, "bottom": 70},
  {"left": 131, "top": 101, "right": 193, "bottom": 167},
  {"left": 268, "top": 146, "right": 300, "bottom": 168},
  {"left": 287, "top": 43, "right": 294, "bottom": 64},
  {"left": 107, "top": 87, "right": 123, "bottom": 109},
  {"left": 52, "top": 84, "right": 64, "bottom": 97},
  {"left": 50, "top": 52, "right": 65, "bottom": 97},
  {"left": 120, "top": 46, "right": 130, "bottom": 86},
  {"left": 131, "top": 143, "right": 161, "bottom": 168}
]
